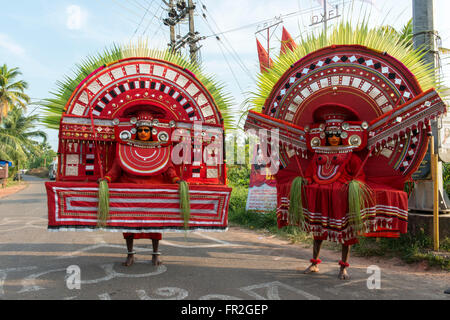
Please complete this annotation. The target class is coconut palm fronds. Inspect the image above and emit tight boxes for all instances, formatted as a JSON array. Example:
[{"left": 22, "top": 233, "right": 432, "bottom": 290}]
[
  {"left": 0, "top": 64, "right": 30, "bottom": 122},
  {"left": 41, "top": 40, "right": 234, "bottom": 130},
  {"left": 249, "top": 20, "right": 442, "bottom": 113},
  {"left": 97, "top": 179, "right": 110, "bottom": 228},
  {"left": 178, "top": 180, "right": 191, "bottom": 230},
  {"left": 346, "top": 179, "right": 374, "bottom": 233},
  {"left": 288, "top": 176, "right": 307, "bottom": 229}
]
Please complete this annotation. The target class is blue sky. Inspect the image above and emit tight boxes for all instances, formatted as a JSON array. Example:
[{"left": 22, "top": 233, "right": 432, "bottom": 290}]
[{"left": 1, "top": 0, "right": 449, "bottom": 151}]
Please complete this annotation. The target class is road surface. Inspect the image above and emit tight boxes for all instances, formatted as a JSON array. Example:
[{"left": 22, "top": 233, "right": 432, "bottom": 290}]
[{"left": 0, "top": 175, "right": 448, "bottom": 302}]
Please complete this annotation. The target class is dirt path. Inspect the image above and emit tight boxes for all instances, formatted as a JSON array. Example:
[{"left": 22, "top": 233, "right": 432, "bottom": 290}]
[{"left": 0, "top": 182, "right": 29, "bottom": 199}]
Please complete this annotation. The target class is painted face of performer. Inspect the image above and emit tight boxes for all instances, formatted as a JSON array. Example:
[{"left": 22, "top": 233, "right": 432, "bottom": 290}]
[
  {"left": 327, "top": 134, "right": 341, "bottom": 146},
  {"left": 137, "top": 126, "right": 152, "bottom": 141}
]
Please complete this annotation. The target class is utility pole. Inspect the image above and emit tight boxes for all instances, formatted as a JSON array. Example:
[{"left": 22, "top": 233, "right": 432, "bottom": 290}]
[
  {"left": 412, "top": 0, "right": 439, "bottom": 70},
  {"left": 409, "top": 0, "right": 449, "bottom": 250},
  {"left": 187, "top": 0, "right": 199, "bottom": 63},
  {"left": 169, "top": 0, "right": 176, "bottom": 51},
  {"left": 163, "top": 0, "right": 203, "bottom": 64}
]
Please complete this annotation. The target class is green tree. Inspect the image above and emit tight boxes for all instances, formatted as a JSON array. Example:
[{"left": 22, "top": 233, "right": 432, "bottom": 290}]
[
  {"left": 0, "top": 105, "right": 47, "bottom": 176},
  {"left": 28, "top": 141, "right": 57, "bottom": 169},
  {"left": 0, "top": 64, "right": 30, "bottom": 123}
]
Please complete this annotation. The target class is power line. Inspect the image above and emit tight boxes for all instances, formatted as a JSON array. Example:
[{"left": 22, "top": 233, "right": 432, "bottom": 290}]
[
  {"left": 99, "top": 0, "right": 150, "bottom": 30},
  {"left": 142, "top": 3, "right": 165, "bottom": 35},
  {"left": 197, "top": 3, "right": 254, "bottom": 86},
  {"left": 197, "top": 1, "right": 255, "bottom": 82},
  {"left": 200, "top": 2, "right": 350, "bottom": 39},
  {"left": 198, "top": 10, "right": 245, "bottom": 91},
  {"left": 130, "top": 1, "right": 153, "bottom": 39},
  {"left": 109, "top": 0, "right": 146, "bottom": 19}
]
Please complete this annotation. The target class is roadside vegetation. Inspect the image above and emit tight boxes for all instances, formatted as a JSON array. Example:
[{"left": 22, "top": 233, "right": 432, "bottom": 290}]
[{"left": 0, "top": 64, "right": 56, "bottom": 181}]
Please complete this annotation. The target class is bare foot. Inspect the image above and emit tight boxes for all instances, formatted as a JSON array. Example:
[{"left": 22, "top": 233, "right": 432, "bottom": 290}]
[
  {"left": 122, "top": 254, "right": 135, "bottom": 267},
  {"left": 338, "top": 267, "right": 350, "bottom": 280},
  {"left": 304, "top": 264, "right": 320, "bottom": 274},
  {"left": 152, "top": 254, "right": 162, "bottom": 266}
]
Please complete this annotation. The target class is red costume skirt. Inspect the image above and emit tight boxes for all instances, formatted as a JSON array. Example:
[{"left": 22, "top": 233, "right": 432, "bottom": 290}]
[
  {"left": 123, "top": 233, "right": 162, "bottom": 240},
  {"left": 276, "top": 182, "right": 408, "bottom": 245}
]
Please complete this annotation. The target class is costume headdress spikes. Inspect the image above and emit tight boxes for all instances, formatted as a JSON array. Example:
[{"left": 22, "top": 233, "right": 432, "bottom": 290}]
[
  {"left": 136, "top": 110, "right": 154, "bottom": 128},
  {"left": 313, "top": 104, "right": 359, "bottom": 136}
]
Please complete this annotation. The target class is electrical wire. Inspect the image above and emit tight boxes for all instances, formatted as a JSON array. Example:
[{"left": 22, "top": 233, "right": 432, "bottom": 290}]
[
  {"left": 201, "top": 0, "right": 352, "bottom": 39},
  {"left": 130, "top": 0, "right": 153, "bottom": 39},
  {"left": 197, "top": 1, "right": 255, "bottom": 83}
]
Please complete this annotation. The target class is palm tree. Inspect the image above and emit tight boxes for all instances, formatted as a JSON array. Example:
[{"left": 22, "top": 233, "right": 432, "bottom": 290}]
[
  {"left": 0, "top": 105, "right": 47, "bottom": 177},
  {"left": 0, "top": 64, "right": 30, "bottom": 123}
]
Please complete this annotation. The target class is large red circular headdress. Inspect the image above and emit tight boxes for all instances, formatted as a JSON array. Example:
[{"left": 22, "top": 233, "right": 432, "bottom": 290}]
[{"left": 251, "top": 45, "right": 443, "bottom": 182}]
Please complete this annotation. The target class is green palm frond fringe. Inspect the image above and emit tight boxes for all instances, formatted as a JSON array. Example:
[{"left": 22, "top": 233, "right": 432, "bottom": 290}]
[
  {"left": 41, "top": 39, "right": 234, "bottom": 130},
  {"left": 248, "top": 20, "right": 444, "bottom": 113},
  {"left": 179, "top": 180, "right": 191, "bottom": 230},
  {"left": 97, "top": 179, "right": 110, "bottom": 228},
  {"left": 288, "top": 176, "right": 307, "bottom": 229},
  {"left": 346, "top": 179, "right": 374, "bottom": 233}
]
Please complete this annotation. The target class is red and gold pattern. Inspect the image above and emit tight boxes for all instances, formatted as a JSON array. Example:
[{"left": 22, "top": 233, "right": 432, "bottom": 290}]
[
  {"left": 47, "top": 182, "right": 231, "bottom": 232},
  {"left": 47, "top": 56, "right": 230, "bottom": 232}
]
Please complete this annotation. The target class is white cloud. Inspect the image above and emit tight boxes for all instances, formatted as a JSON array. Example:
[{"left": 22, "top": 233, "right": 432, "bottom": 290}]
[
  {"left": 66, "top": 5, "right": 86, "bottom": 30},
  {"left": 0, "top": 33, "right": 26, "bottom": 58}
]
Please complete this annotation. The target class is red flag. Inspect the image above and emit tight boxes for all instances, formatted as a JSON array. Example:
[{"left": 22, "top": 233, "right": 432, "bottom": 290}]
[
  {"left": 256, "top": 38, "right": 273, "bottom": 73},
  {"left": 280, "top": 27, "right": 297, "bottom": 55}
]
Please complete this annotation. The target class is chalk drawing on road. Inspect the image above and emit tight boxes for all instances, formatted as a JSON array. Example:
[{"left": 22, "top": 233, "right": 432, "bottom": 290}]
[
  {"left": 136, "top": 287, "right": 189, "bottom": 300},
  {"left": 240, "top": 281, "right": 321, "bottom": 300},
  {"left": 98, "top": 293, "right": 111, "bottom": 300},
  {"left": 19, "top": 267, "right": 67, "bottom": 293},
  {"left": 199, "top": 294, "right": 243, "bottom": 300},
  {"left": 0, "top": 266, "right": 38, "bottom": 297},
  {"left": 55, "top": 243, "right": 121, "bottom": 259},
  {"left": 161, "top": 232, "right": 240, "bottom": 248},
  {"left": 17, "top": 263, "right": 167, "bottom": 294},
  {"left": 56, "top": 232, "right": 238, "bottom": 260},
  {"left": 80, "top": 263, "right": 167, "bottom": 285},
  {"left": 0, "top": 217, "right": 47, "bottom": 232}
]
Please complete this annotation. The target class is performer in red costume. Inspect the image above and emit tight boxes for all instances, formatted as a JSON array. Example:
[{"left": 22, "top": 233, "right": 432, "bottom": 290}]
[
  {"left": 301, "top": 106, "right": 365, "bottom": 280},
  {"left": 103, "top": 110, "right": 181, "bottom": 267}
]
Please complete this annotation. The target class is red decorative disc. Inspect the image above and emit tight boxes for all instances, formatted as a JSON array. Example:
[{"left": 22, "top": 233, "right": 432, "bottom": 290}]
[{"left": 117, "top": 144, "right": 171, "bottom": 176}]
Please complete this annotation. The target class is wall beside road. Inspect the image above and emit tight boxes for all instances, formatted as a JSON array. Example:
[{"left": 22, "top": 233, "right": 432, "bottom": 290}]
[{"left": 408, "top": 212, "right": 450, "bottom": 241}]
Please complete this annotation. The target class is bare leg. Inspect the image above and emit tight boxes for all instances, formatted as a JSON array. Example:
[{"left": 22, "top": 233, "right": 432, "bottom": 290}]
[
  {"left": 122, "top": 236, "right": 135, "bottom": 267},
  {"left": 338, "top": 244, "right": 351, "bottom": 280},
  {"left": 152, "top": 239, "right": 162, "bottom": 266},
  {"left": 304, "top": 239, "right": 323, "bottom": 274}
]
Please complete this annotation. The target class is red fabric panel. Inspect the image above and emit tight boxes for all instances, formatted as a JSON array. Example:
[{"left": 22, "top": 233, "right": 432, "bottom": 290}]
[
  {"left": 45, "top": 182, "right": 231, "bottom": 232},
  {"left": 276, "top": 180, "right": 408, "bottom": 244},
  {"left": 123, "top": 233, "right": 162, "bottom": 240}
]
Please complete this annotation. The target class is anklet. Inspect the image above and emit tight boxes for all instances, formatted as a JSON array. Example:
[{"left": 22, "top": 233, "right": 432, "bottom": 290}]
[
  {"left": 310, "top": 258, "right": 322, "bottom": 265},
  {"left": 127, "top": 251, "right": 136, "bottom": 255},
  {"left": 152, "top": 252, "right": 161, "bottom": 255},
  {"left": 338, "top": 260, "right": 349, "bottom": 267}
]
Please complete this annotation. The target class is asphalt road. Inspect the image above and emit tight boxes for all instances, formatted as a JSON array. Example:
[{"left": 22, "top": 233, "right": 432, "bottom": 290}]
[{"left": 0, "top": 175, "right": 449, "bottom": 302}]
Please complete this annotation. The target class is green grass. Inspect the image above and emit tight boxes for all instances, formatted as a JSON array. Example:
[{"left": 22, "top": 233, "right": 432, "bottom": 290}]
[
  {"left": 228, "top": 185, "right": 314, "bottom": 244},
  {"left": 352, "top": 233, "right": 450, "bottom": 270},
  {"left": 227, "top": 184, "right": 450, "bottom": 270},
  {"left": 5, "top": 177, "right": 22, "bottom": 188}
]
